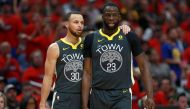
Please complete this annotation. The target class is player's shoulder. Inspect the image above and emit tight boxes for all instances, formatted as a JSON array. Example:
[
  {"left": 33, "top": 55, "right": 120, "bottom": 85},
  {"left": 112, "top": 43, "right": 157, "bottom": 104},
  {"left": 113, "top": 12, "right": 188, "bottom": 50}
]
[
  {"left": 85, "top": 32, "right": 96, "bottom": 38},
  {"left": 84, "top": 31, "right": 97, "bottom": 42},
  {"left": 125, "top": 32, "right": 139, "bottom": 40},
  {"left": 47, "top": 42, "right": 59, "bottom": 58},
  {"left": 48, "top": 42, "right": 59, "bottom": 51},
  {"left": 46, "top": 42, "right": 59, "bottom": 57},
  {"left": 125, "top": 32, "right": 137, "bottom": 38}
]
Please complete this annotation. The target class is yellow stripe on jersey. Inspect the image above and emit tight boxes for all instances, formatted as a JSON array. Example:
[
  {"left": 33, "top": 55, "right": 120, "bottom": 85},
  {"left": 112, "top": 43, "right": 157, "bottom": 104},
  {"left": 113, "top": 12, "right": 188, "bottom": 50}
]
[
  {"left": 99, "top": 27, "right": 120, "bottom": 40},
  {"left": 60, "top": 37, "right": 82, "bottom": 49}
]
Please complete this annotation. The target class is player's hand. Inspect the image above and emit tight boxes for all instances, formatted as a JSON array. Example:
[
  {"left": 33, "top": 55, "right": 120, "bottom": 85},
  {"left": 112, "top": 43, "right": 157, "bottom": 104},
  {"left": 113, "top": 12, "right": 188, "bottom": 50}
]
[
  {"left": 143, "top": 97, "right": 155, "bottom": 109},
  {"left": 120, "top": 24, "right": 131, "bottom": 35}
]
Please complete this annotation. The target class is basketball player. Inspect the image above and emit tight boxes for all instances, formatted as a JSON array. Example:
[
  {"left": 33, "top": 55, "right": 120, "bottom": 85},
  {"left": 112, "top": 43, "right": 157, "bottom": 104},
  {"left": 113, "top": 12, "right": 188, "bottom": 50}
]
[
  {"left": 82, "top": 3, "right": 155, "bottom": 109},
  {"left": 40, "top": 11, "right": 84, "bottom": 109}
]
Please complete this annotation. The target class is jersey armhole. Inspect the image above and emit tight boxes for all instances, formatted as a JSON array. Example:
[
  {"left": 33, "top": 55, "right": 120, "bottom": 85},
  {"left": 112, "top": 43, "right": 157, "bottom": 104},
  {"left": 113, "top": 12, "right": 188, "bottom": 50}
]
[
  {"left": 84, "top": 32, "right": 95, "bottom": 57},
  {"left": 90, "top": 32, "right": 95, "bottom": 54},
  {"left": 55, "top": 40, "right": 62, "bottom": 63},
  {"left": 125, "top": 33, "right": 132, "bottom": 51}
]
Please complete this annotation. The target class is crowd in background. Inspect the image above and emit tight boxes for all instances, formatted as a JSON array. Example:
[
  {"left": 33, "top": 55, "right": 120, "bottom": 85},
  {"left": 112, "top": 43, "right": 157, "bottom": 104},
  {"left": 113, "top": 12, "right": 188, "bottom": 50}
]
[{"left": 0, "top": 0, "right": 190, "bottom": 109}]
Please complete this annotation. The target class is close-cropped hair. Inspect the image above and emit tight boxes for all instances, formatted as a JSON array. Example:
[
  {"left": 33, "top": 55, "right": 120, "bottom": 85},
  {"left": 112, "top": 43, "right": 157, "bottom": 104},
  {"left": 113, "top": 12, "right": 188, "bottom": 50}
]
[
  {"left": 102, "top": 2, "right": 120, "bottom": 13},
  {"left": 64, "top": 11, "right": 83, "bottom": 21}
]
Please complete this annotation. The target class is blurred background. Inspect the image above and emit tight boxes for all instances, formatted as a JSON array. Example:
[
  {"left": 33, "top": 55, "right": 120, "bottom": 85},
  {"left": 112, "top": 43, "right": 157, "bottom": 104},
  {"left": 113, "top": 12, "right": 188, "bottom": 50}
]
[{"left": 0, "top": 0, "right": 190, "bottom": 109}]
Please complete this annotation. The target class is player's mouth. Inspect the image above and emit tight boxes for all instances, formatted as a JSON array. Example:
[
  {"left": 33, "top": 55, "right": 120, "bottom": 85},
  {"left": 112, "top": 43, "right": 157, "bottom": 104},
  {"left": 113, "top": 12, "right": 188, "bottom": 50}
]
[
  {"left": 77, "top": 29, "right": 83, "bottom": 32},
  {"left": 108, "top": 23, "right": 115, "bottom": 27}
]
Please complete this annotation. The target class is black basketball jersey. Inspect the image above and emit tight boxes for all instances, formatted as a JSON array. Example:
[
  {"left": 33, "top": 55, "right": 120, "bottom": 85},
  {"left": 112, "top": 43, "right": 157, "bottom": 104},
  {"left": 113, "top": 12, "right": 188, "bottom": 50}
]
[
  {"left": 54, "top": 38, "right": 84, "bottom": 93},
  {"left": 83, "top": 28, "right": 143, "bottom": 90}
]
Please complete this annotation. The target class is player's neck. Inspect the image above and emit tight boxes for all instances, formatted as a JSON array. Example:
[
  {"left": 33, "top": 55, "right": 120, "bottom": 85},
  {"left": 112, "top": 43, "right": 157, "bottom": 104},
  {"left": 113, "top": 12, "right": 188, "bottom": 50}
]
[
  {"left": 102, "top": 27, "right": 118, "bottom": 36},
  {"left": 65, "top": 34, "right": 80, "bottom": 45}
]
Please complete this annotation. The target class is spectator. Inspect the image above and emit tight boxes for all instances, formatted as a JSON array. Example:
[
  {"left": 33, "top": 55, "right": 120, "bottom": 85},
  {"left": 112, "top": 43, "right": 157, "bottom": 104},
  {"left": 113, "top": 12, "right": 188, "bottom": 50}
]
[
  {"left": 162, "top": 78, "right": 178, "bottom": 104},
  {"left": 0, "top": 42, "right": 21, "bottom": 84},
  {"left": 148, "top": 27, "right": 164, "bottom": 57},
  {"left": 16, "top": 82, "right": 40, "bottom": 104},
  {"left": 20, "top": 95, "right": 38, "bottom": 109},
  {"left": 16, "top": 33, "right": 29, "bottom": 71},
  {"left": 0, "top": 92, "right": 7, "bottom": 109},
  {"left": 4, "top": 84, "right": 19, "bottom": 109},
  {"left": 29, "top": 21, "right": 55, "bottom": 60},
  {"left": 62, "top": 0, "right": 80, "bottom": 16},
  {"left": 22, "top": 50, "right": 44, "bottom": 83},
  {"left": 0, "top": 0, "right": 23, "bottom": 57},
  {"left": 161, "top": 27, "right": 183, "bottom": 86},
  {"left": 147, "top": 48, "right": 171, "bottom": 80},
  {"left": 81, "top": 0, "right": 101, "bottom": 27},
  {"left": 177, "top": 93, "right": 189, "bottom": 109},
  {"left": 153, "top": 77, "right": 168, "bottom": 106}
]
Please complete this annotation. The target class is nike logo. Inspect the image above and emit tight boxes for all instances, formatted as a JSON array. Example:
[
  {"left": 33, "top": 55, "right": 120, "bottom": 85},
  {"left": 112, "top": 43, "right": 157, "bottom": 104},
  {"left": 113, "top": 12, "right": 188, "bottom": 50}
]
[
  {"left": 63, "top": 47, "right": 69, "bottom": 50},
  {"left": 98, "top": 39, "right": 104, "bottom": 42},
  {"left": 118, "top": 35, "right": 123, "bottom": 40}
]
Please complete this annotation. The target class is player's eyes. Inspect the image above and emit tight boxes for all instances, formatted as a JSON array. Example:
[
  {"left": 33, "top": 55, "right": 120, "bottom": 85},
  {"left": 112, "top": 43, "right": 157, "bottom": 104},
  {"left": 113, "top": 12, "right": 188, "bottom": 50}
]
[
  {"left": 73, "top": 21, "right": 78, "bottom": 23},
  {"left": 105, "top": 13, "right": 118, "bottom": 17},
  {"left": 80, "top": 21, "right": 84, "bottom": 24}
]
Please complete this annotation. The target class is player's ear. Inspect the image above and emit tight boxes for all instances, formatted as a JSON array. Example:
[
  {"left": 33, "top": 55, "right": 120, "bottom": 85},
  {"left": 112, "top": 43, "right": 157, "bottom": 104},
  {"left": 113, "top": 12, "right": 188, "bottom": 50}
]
[{"left": 64, "top": 21, "right": 69, "bottom": 28}]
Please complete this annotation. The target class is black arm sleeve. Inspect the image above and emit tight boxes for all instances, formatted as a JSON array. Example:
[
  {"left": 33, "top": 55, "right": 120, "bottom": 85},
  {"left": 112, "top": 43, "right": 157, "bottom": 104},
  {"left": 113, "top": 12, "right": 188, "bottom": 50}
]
[
  {"left": 83, "top": 33, "right": 94, "bottom": 58},
  {"left": 127, "top": 32, "right": 143, "bottom": 57}
]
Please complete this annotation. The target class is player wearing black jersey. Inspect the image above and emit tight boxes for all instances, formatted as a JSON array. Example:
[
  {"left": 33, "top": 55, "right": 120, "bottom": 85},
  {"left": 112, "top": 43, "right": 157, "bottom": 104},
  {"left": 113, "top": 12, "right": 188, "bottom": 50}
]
[
  {"left": 82, "top": 2, "right": 155, "bottom": 109},
  {"left": 40, "top": 11, "right": 84, "bottom": 109}
]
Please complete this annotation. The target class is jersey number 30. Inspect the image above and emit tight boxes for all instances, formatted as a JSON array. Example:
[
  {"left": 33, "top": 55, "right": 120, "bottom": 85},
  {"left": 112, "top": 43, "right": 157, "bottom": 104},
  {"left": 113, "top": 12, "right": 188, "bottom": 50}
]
[{"left": 71, "top": 72, "right": 80, "bottom": 81}]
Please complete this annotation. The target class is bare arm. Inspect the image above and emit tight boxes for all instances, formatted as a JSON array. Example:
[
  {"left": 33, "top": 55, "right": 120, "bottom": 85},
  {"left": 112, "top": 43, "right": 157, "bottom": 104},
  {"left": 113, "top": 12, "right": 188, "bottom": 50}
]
[
  {"left": 40, "top": 43, "right": 59, "bottom": 108},
  {"left": 82, "top": 58, "right": 92, "bottom": 109},
  {"left": 135, "top": 53, "right": 154, "bottom": 109}
]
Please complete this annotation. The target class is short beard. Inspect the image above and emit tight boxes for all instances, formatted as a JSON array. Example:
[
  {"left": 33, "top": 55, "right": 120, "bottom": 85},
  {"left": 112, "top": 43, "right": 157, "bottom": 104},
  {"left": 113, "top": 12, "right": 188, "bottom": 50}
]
[
  {"left": 68, "top": 27, "right": 82, "bottom": 37},
  {"left": 103, "top": 21, "right": 120, "bottom": 30}
]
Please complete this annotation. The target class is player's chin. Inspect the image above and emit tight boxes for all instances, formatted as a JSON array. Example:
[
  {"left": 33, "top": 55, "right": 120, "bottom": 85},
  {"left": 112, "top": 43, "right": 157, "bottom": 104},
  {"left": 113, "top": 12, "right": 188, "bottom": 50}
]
[
  {"left": 108, "top": 25, "right": 117, "bottom": 30},
  {"left": 108, "top": 23, "right": 115, "bottom": 27},
  {"left": 76, "top": 32, "right": 83, "bottom": 37},
  {"left": 77, "top": 30, "right": 83, "bottom": 33}
]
